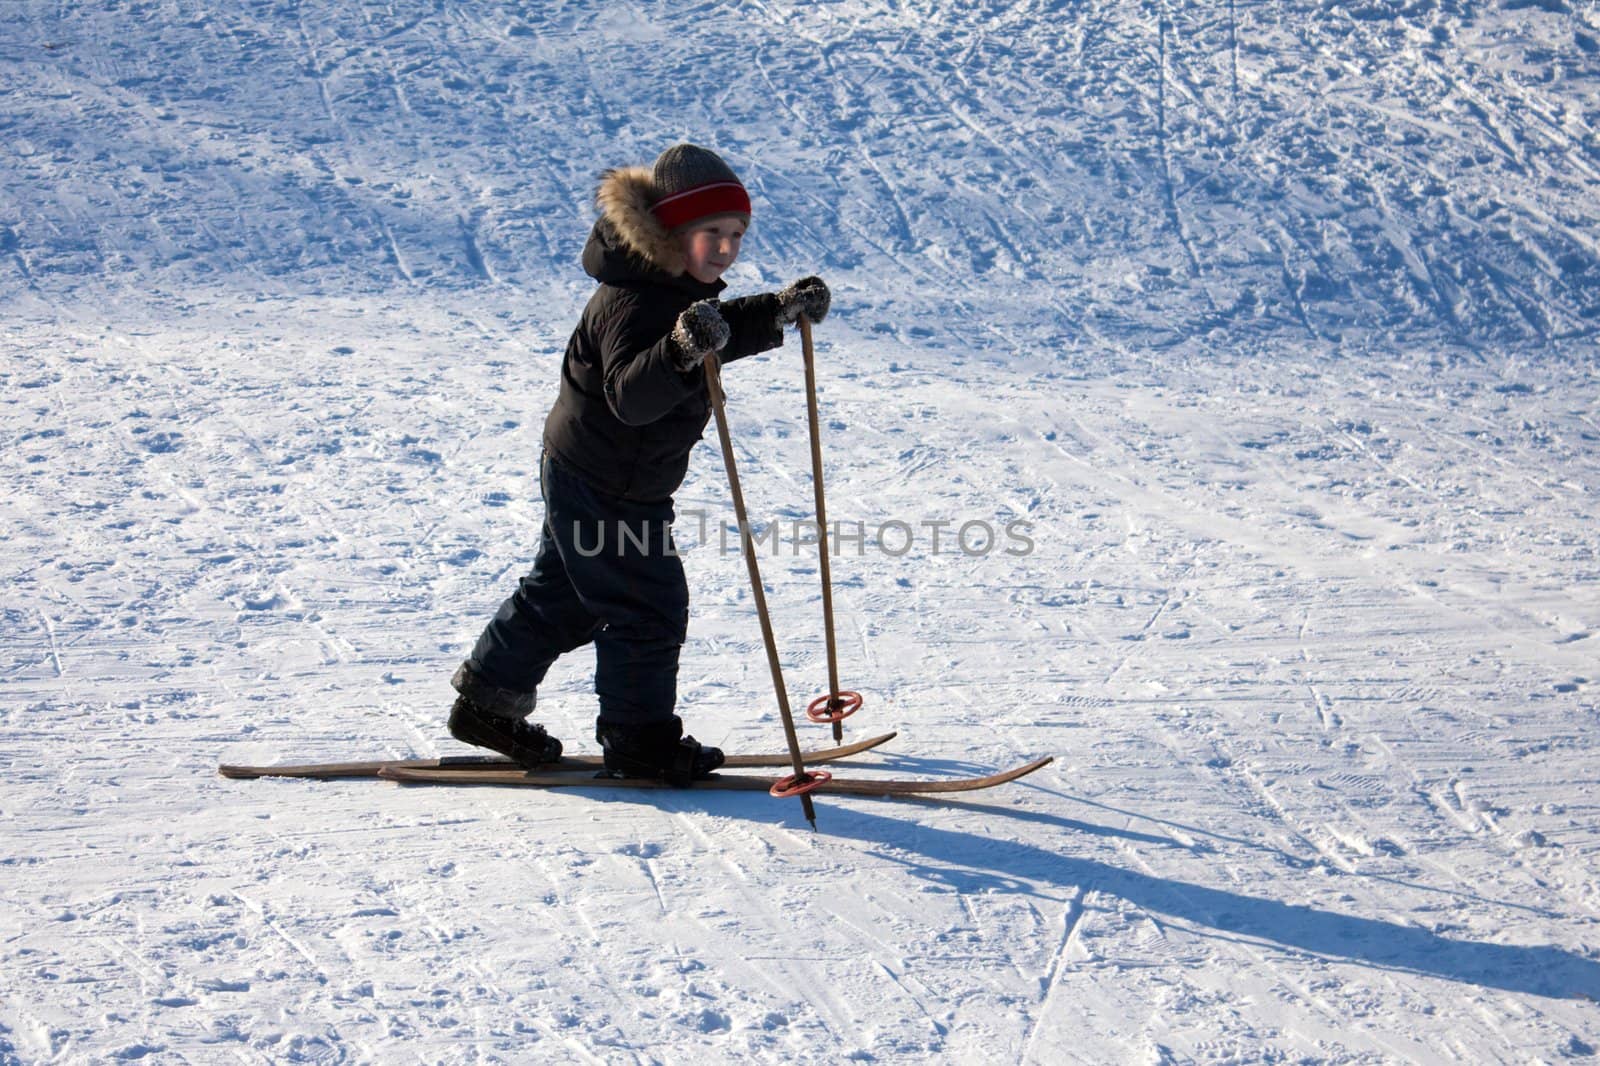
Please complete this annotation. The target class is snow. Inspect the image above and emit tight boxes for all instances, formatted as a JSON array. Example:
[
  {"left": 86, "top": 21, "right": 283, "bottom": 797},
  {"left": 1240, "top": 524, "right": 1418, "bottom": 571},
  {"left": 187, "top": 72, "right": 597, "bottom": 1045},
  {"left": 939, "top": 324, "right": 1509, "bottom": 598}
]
[{"left": 3, "top": 0, "right": 1599, "bottom": 1061}]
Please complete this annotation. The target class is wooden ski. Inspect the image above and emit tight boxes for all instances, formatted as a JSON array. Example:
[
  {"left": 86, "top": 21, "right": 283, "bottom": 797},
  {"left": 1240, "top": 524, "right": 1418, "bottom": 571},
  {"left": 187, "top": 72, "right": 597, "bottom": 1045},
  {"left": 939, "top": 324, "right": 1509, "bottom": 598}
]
[
  {"left": 375, "top": 755, "right": 1054, "bottom": 797},
  {"left": 218, "top": 731, "right": 899, "bottom": 780}
]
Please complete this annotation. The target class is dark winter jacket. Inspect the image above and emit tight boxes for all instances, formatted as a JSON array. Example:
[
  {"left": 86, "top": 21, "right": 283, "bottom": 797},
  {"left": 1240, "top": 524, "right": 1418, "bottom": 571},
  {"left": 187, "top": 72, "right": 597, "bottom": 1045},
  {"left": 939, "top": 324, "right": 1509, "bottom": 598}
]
[{"left": 542, "top": 167, "right": 784, "bottom": 502}]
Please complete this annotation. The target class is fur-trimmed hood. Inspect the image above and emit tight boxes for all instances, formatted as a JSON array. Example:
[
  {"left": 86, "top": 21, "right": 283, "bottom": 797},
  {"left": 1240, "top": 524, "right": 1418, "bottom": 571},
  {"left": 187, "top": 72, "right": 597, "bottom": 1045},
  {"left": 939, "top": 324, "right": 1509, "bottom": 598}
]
[{"left": 594, "top": 166, "right": 685, "bottom": 278}]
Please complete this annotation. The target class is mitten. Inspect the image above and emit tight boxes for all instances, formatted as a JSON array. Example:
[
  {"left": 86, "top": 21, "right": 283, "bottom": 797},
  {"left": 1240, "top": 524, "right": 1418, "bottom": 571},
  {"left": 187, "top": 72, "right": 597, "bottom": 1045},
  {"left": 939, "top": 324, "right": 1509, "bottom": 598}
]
[
  {"left": 670, "top": 300, "right": 730, "bottom": 371},
  {"left": 776, "top": 276, "right": 831, "bottom": 325}
]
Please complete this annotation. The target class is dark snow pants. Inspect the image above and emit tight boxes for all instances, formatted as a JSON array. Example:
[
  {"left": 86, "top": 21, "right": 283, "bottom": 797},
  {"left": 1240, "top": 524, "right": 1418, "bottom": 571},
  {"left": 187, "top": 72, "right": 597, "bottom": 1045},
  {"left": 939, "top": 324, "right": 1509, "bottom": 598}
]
[{"left": 467, "top": 453, "right": 688, "bottom": 726}]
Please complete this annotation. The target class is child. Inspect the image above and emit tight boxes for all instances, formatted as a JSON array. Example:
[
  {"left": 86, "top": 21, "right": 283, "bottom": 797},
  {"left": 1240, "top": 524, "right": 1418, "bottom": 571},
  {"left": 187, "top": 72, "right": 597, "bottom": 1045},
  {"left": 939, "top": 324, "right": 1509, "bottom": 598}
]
[{"left": 448, "top": 144, "right": 831, "bottom": 785}]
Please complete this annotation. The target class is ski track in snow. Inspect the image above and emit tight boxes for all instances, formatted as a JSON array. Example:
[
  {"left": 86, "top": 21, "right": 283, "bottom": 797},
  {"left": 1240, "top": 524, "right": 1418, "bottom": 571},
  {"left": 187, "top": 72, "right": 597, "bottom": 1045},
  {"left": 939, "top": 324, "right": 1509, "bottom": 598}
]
[{"left": 3, "top": 0, "right": 1600, "bottom": 1062}]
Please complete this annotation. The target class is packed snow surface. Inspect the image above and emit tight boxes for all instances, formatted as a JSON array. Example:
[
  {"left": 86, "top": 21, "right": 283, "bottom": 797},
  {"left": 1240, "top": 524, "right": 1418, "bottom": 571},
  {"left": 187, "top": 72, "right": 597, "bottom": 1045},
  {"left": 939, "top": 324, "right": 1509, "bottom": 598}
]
[{"left": 4, "top": 0, "right": 1600, "bottom": 1062}]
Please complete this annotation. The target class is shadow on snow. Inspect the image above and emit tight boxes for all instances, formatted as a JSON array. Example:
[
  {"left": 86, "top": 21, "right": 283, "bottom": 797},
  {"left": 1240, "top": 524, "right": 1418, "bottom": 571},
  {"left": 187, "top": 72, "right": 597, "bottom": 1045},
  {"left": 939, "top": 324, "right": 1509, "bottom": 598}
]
[{"left": 824, "top": 801, "right": 1599, "bottom": 1003}]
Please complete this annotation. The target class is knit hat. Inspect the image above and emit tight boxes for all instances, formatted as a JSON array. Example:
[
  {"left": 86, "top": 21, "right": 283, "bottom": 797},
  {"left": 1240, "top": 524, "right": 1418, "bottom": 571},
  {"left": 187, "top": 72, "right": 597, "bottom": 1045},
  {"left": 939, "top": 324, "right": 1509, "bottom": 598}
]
[{"left": 649, "top": 144, "right": 752, "bottom": 232}]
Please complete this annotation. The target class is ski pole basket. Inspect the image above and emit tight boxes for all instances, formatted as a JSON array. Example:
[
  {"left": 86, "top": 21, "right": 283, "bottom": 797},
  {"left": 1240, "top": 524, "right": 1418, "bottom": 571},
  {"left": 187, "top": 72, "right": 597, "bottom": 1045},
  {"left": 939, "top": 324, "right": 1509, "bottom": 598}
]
[
  {"left": 770, "top": 769, "right": 833, "bottom": 798},
  {"left": 806, "top": 690, "right": 862, "bottom": 724}
]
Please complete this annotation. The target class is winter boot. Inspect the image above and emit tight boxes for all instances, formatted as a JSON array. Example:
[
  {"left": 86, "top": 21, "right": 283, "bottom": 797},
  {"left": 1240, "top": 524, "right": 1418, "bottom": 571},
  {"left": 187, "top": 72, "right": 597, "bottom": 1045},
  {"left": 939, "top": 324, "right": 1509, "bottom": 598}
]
[
  {"left": 448, "top": 662, "right": 563, "bottom": 767},
  {"left": 595, "top": 716, "right": 724, "bottom": 787}
]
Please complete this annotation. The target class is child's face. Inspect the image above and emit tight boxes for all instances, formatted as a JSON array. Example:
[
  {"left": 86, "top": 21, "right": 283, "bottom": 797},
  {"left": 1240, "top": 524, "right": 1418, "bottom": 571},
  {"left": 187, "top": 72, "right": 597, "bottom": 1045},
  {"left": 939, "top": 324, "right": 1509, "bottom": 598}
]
[{"left": 679, "top": 217, "right": 746, "bottom": 284}]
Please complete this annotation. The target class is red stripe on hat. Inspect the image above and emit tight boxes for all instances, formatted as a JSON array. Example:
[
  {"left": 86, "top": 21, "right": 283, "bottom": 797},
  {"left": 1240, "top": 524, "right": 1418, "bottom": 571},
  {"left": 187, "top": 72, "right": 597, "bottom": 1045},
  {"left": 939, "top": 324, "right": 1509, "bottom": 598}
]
[{"left": 651, "top": 181, "right": 752, "bottom": 230}]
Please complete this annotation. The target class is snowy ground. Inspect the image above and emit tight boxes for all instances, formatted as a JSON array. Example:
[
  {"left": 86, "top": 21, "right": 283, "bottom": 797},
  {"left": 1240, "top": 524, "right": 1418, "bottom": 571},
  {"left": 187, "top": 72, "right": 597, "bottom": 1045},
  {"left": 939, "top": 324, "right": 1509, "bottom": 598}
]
[{"left": 4, "top": 1, "right": 1600, "bottom": 1063}]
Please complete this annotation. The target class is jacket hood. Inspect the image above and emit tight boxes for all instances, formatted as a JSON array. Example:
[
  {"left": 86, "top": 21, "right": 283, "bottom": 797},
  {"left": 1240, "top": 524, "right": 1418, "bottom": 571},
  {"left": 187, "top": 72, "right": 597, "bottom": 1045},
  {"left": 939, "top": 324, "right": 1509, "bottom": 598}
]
[{"left": 594, "top": 166, "right": 684, "bottom": 277}]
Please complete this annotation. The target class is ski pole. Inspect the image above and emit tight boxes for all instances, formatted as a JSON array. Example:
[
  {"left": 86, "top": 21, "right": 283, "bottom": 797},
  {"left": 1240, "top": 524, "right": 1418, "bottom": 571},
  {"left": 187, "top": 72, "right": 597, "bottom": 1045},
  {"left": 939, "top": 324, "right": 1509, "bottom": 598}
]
[
  {"left": 798, "top": 314, "right": 862, "bottom": 741},
  {"left": 704, "top": 353, "right": 825, "bottom": 829}
]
